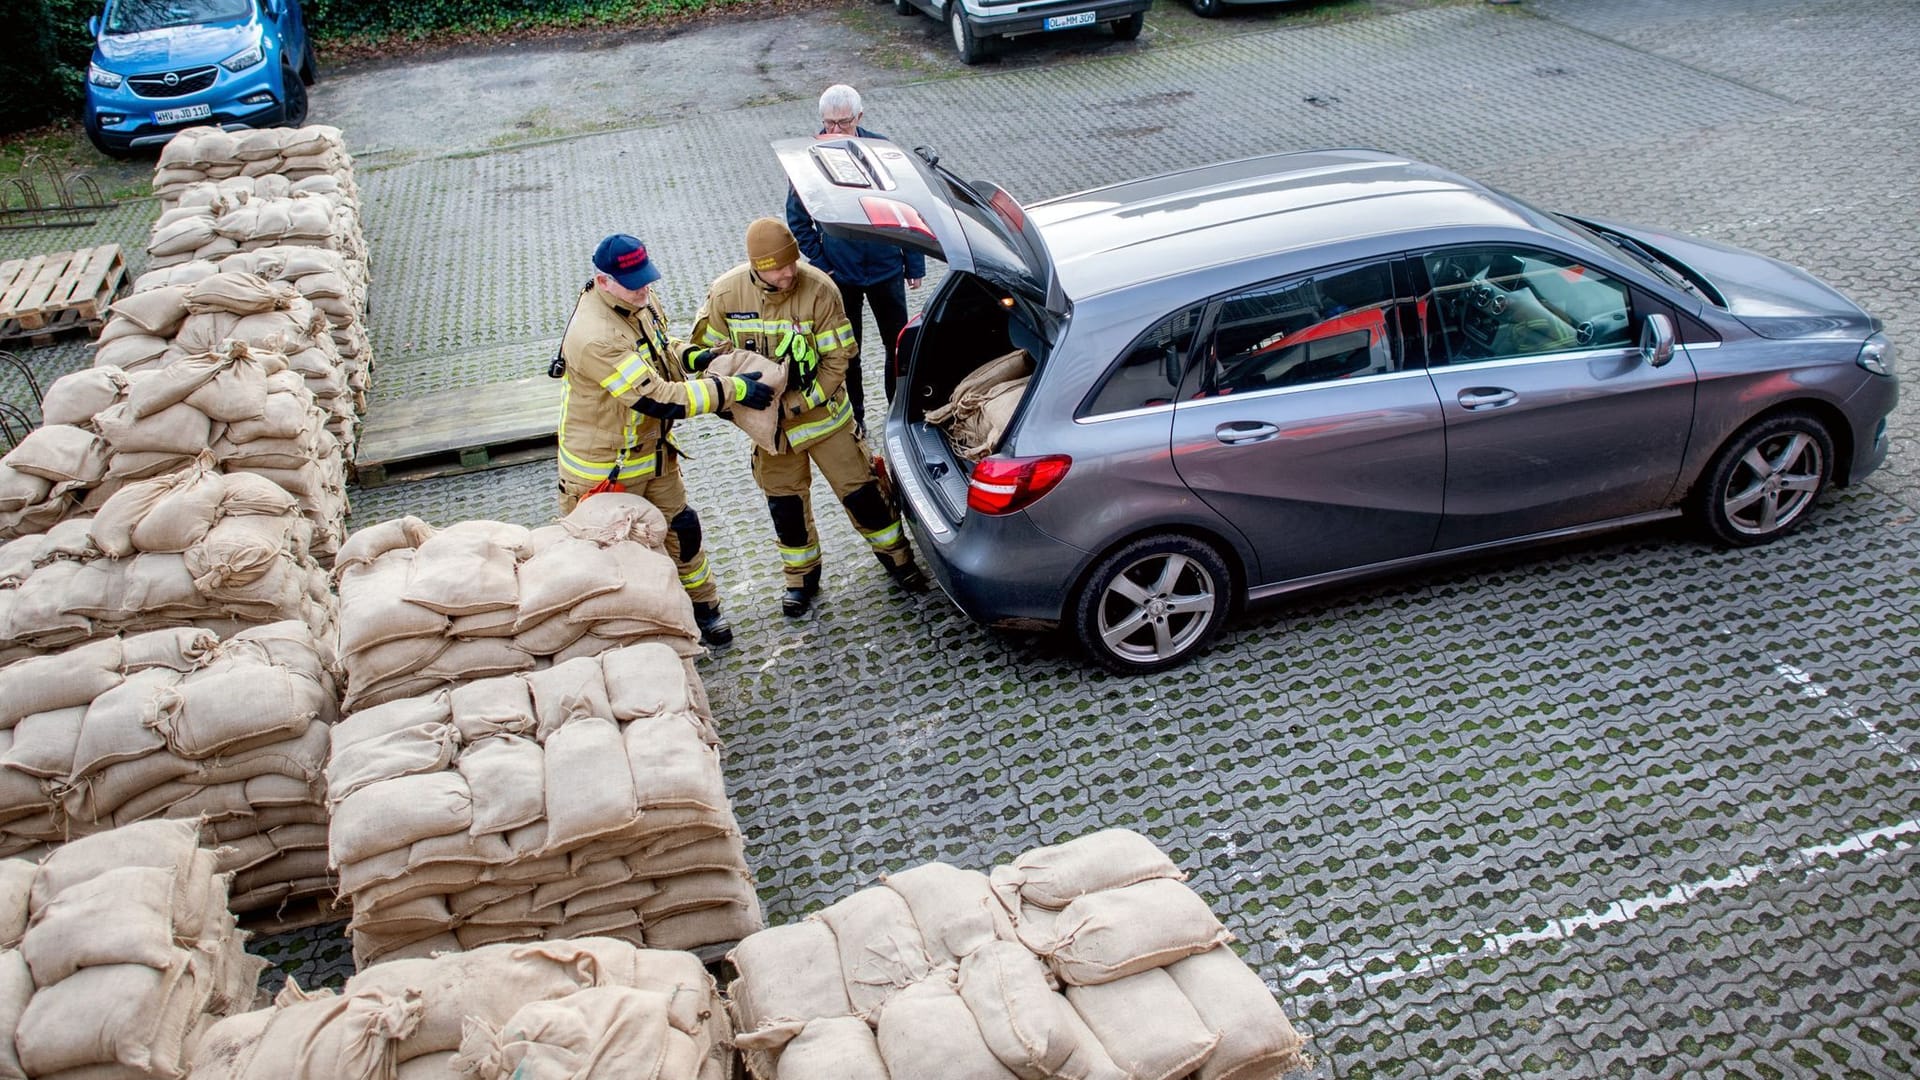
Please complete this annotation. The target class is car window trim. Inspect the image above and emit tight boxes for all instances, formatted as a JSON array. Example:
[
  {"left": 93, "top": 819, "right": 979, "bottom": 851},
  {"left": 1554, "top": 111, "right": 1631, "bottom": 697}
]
[
  {"left": 1427, "top": 343, "right": 1642, "bottom": 374},
  {"left": 1173, "top": 367, "right": 1432, "bottom": 412}
]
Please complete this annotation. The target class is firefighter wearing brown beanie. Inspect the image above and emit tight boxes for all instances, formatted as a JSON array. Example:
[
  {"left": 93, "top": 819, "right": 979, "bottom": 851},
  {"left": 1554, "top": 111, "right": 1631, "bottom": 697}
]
[{"left": 686, "top": 217, "right": 928, "bottom": 616}]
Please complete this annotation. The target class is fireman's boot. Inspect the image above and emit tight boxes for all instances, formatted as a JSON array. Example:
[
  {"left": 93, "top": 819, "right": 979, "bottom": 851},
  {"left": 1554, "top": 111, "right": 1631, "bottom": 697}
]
[
  {"left": 882, "top": 554, "right": 930, "bottom": 594},
  {"left": 692, "top": 601, "right": 733, "bottom": 647},
  {"left": 782, "top": 567, "right": 822, "bottom": 618}
]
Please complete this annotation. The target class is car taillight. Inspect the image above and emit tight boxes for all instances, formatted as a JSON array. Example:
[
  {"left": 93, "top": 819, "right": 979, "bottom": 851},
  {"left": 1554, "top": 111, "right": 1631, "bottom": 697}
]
[
  {"left": 967, "top": 454, "right": 1071, "bottom": 516},
  {"left": 894, "top": 314, "right": 921, "bottom": 382},
  {"left": 860, "top": 196, "right": 935, "bottom": 240}
]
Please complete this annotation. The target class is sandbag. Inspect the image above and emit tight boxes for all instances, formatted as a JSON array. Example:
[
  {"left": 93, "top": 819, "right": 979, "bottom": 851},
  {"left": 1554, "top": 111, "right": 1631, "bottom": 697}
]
[
  {"left": 706, "top": 350, "right": 790, "bottom": 453},
  {"left": 1164, "top": 946, "right": 1307, "bottom": 1080},
  {"left": 458, "top": 734, "right": 545, "bottom": 836},
  {"left": 1036, "top": 878, "right": 1231, "bottom": 987},
  {"left": 3, "top": 427, "right": 107, "bottom": 485},
  {"left": 815, "top": 886, "right": 934, "bottom": 1017},
  {"left": 602, "top": 642, "right": 695, "bottom": 719},
  {"left": 542, "top": 717, "right": 637, "bottom": 850},
  {"left": 0, "top": 636, "right": 123, "bottom": 727},
  {"left": 990, "top": 828, "right": 1186, "bottom": 912},
  {"left": 1065, "top": 967, "right": 1219, "bottom": 1080},
  {"left": 884, "top": 862, "right": 1016, "bottom": 969},
  {"left": 773, "top": 1015, "right": 887, "bottom": 1080},
  {"left": 874, "top": 974, "right": 1019, "bottom": 1080},
  {"left": 13, "top": 955, "right": 200, "bottom": 1077},
  {"left": 402, "top": 528, "right": 518, "bottom": 616},
  {"left": 728, "top": 920, "right": 852, "bottom": 1046},
  {"left": 330, "top": 772, "right": 474, "bottom": 868},
  {"left": 955, "top": 941, "right": 1123, "bottom": 1080}
]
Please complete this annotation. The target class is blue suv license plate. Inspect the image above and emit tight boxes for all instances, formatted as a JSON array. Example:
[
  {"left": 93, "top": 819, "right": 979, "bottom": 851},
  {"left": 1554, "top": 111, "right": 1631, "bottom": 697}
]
[
  {"left": 154, "top": 103, "right": 211, "bottom": 125},
  {"left": 1044, "top": 10, "right": 1096, "bottom": 29}
]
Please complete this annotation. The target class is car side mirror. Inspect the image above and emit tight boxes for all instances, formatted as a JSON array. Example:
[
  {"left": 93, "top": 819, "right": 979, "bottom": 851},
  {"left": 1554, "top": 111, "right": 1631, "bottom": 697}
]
[
  {"left": 1640, "top": 312, "right": 1675, "bottom": 368},
  {"left": 262, "top": 0, "right": 281, "bottom": 17},
  {"left": 88, "top": 15, "right": 99, "bottom": 35}
]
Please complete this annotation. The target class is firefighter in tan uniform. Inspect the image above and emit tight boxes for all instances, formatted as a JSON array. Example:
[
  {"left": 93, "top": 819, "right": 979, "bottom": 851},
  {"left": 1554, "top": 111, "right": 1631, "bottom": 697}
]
[
  {"left": 557, "top": 233, "right": 775, "bottom": 645},
  {"left": 687, "top": 218, "right": 928, "bottom": 616}
]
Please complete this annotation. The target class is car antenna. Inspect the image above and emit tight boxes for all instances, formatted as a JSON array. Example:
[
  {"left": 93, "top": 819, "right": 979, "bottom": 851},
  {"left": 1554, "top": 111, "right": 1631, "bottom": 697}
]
[{"left": 913, "top": 145, "right": 939, "bottom": 167}]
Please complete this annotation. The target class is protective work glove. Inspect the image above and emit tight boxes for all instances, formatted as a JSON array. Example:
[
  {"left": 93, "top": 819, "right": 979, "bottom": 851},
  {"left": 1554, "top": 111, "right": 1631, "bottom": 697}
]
[
  {"left": 730, "top": 372, "right": 774, "bottom": 411},
  {"left": 774, "top": 329, "right": 819, "bottom": 389},
  {"left": 685, "top": 343, "right": 734, "bottom": 371}
]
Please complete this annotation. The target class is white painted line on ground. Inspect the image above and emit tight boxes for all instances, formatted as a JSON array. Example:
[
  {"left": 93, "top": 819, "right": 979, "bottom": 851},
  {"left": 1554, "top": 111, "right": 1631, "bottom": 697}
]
[
  {"left": 1282, "top": 816, "right": 1920, "bottom": 994},
  {"left": 1775, "top": 661, "right": 1920, "bottom": 774}
]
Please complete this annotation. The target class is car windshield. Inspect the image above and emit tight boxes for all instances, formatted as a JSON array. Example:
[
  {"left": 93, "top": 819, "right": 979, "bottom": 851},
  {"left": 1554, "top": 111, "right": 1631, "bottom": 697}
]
[{"left": 105, "top": 0, "right": 254, "bottom": 34}]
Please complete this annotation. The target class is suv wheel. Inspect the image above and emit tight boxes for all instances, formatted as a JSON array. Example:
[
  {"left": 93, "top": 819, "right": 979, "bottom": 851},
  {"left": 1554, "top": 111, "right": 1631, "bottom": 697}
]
[
  {"left": 301, "top": 39, "right": 320, "bottom": 85},
  {"left": 1073, "top": 535, "right": 1230, "bottom": 674},
  {"left": 895, "top": 0, "right": 914, "bottom": 13},
  {"left": 1693, "top": 411, "right": 1834, "bottom": 546},
  {"left": 1191, "top": 0, "right": 1222, "bottom": 16},
  {"left": 280, "top": 62, "right": 310, "bottom": 126},
  {"left": 1113, "top": 11, "right": 1145, "bottom": 40},
  {"left": 949, "top": 4, "right": 991, "bottom": 64}
]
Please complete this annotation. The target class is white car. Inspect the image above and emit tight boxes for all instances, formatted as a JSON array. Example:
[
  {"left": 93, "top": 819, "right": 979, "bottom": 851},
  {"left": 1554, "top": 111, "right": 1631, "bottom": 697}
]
[{"left": 893, "top": 0, "right": 1152, "bottom": 64}]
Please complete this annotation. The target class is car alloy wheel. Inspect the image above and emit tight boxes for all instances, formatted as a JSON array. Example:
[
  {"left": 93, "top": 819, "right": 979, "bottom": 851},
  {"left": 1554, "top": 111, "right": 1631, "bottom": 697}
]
[
  {"left": 1191, "top": 0, "right": 1222, "bottom": 17},
  {"left": 949, "top": 4, "right": 988, "bottom": 64},
  {"left": 1696, "top": 411, "right": 1833, "bottom": 546},
  {"left": 1075, "top": 535, "right": 1230, "bottom": 674},
  {"left": 280, "top": 62, "right": 309, "bottom": 126}
]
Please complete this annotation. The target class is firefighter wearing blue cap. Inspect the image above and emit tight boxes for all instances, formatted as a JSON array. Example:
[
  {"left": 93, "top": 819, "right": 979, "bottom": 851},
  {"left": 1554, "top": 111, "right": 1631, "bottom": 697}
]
[
  {"left": 685, "top": 218, "right": 928, "bottom": 617},
  {"left": 556, "top": 233, "right": 775, "bottom": 646}
]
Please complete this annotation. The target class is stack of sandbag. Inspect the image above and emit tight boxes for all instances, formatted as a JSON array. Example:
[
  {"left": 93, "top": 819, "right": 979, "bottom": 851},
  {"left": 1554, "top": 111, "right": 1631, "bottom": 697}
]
[
  {"left": 158, "top": 171, "right": 360, "bottom": 216},
  {"left": 328, "top": 638, "right": 760, "bottom": 967},
  {"left": 927, "top": 349, "right": 1032, "bottom": 463},
  {"left": 726, "top": 828, "right": 1309, "bottom": 1080},
  {"left": 0, "top": 820, "right": 267, "bottom": 1079},
  {"left": 0, "top": 348, "right": 349, "bottom": 559},
  {"left": 192, "top": 937, "right": 732, "bottom": 1080},
  {"left": 153, "top": 126, "right": 359, "bottom": 203},
  {"left": 96, "top": 270, "right": 361, "bottom": 454},
  {"left": 0, "top": 493, "right": 333, "bottom": 666},
  {"left": 146, "top": 190, "right": 366, "bottom": 274},
  {"left": 333, "top": 493, "right": 701, "bottom": 713},
  {"left": 135, "top": 247, "right": 372, "bottom": 393},
  {"left": 0, "top": 622, "right": 337, "bottom": 913}
]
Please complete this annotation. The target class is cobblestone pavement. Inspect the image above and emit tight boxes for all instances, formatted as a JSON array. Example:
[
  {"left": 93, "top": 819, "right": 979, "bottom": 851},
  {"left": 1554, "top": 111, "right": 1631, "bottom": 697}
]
[{"left": 6, "top": 1, "right": 1919, "bottom": 1075}]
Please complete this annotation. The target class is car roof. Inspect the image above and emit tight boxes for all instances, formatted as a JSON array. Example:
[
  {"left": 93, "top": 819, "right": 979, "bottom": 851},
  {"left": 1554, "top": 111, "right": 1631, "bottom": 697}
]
[{"left": 1025, "top": 148, "right": 1542, "bottom": 301}]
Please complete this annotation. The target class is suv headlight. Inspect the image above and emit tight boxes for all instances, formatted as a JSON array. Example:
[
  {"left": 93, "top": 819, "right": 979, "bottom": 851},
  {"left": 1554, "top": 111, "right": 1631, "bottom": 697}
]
[
  {"left": 1858, "top": 333, "right": 1894, "bottom": 377},
  {"left": 221, "top": 44, "right": 264, "bottom": 72},
  {"left": 87, "top": 63, "right": 122, "bottom": 89}
]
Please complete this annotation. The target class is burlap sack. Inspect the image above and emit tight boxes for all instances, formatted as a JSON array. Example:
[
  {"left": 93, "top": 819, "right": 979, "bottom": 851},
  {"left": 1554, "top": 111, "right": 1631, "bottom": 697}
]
[
  {"left": 1165, "top": 946, "right": 1307, "bottom": 1080},
  {"left": 190, "top": 1005, "right": 274, "bottom": 1080},
  {"left": 4, "top": 426, "right": 108, "bottom": 485},
  {"left": 110, "top": 285, "right": 193, "bottom": 336},
  {"left": 238, "top": 984, "right": 423, "bottom": 1080},
  {"left": 512, "top": 537, "right": 624, "bottom": 630},
  {"left": 448, "top": 677, "right": 536, "bottom": 742},
  {"left": 458, "top": 734, "right": 545, "bottom": 836},
  {"left": 347, "top": 941, "right": 604, "bottom": 1060},
  {"left": 0, "top": 636, "right": 123, "bottom": 726},
  {"left": 557, "top": 492, "right": 668, "bottom": 551},
  {"left": 728, "top": 920, "right": 853, "bottom": 1051},
  {"left": 95, "top": 333, "right": 172, "bottom": 371},
  {"left": 326, "top": 719, "right": 458, "bottom": 805},
  {"left": 764, "top": 1015, "right": 885, "bottom": 1079},
  {"left": 15, "top": 955, "right": 206, "bottom": 1076},
  {"left": 522, "top": 657, "right": 612, "bottom": 741},
  {"left": 884, "top": 862, "right": 1017, "bottom": 970},
  {"left": 402, "top": 529, "right": 519, "bottom": 616},
  {"left": 625, "top": 712, "right": 726, "bottom": 810},
  {"left": 20, "top": 865, "right": 181, "bottom": 987},
  {"left": 706, "top": 350, "right": 790, "bottom": 453},
  {"left": 186, "top": 272, "right": 290, "bottom": 316},
  {"left": 814, "top": 886, "right": 934, "bottom": 1017},
  {"left": 330, "top": 772, "right": 474, "bottom": 868},
  {"left": 453, "top": 987, "right": 678, "bottom": 1079},
  {"left": 948, "top": 376, "right": 1028, "bottom": 462},
  {"left": 69, "top": 666, "right": 177, "bottom": 777},
  {"left": 543, "top": 717, "right": 637, "bottom": 850},
  {"left": 1, "top": 705, "right": 86, "bottom": 780},
  {"left": 1065, "top": 967, "right": 1219, "bottom": 1080},
  {"left": 1034, "top": 878, "right": 1230, "bottom": 987},
  {"left": 133, "top": 467, "right": 229, "bottom": 553},
  {"left": 337, "top": 554, "right": 450, "bottom": 655},
  {"left": 0, "top": 467, "right": 52, "bottom": 518},
  {"left": 0, "top": 948, "right": 31, "bottom": 1077},
  {"left": 874, "top": 974, "right": 1019, "bottom": 1080},
  {"left": 990, "top": 828, "right": 1186, "bottom": 913},
  {"left": 956, "top": 941, "right": 1124, "bottom": 1080},
  {"left": 0, "top": 860, "right": 34, "bottom": 944},
  {"left": 565, "top": 540, "right": 697, "bottom": 640},
  {"left": 150, "top": 215, "right": 217, "bottom": 257}
]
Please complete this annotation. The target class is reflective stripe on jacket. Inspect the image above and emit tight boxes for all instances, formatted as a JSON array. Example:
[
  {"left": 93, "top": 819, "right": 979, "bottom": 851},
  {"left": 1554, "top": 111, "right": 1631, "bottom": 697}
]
[{"left": 688, "top": 262, "right": 858, "bottom": 452}]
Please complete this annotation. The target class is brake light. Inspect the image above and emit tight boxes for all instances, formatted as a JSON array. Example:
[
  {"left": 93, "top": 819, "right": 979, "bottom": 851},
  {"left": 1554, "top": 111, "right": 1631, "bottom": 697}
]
[
  {"left": 967, "top": 455, "right": 1071, "bottom": 516},
  {"left": 861, "top": 196, "right": 935, "bottom": 240}
]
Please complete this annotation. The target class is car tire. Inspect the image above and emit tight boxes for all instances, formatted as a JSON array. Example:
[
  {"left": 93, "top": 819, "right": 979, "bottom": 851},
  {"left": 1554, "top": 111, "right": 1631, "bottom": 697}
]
[
  {"left": 1191, "top": 0, "right": 1222, "bottom": 16},
  {"left": 949, "top": 4, "right": 991, "bottom": 64},
  {"left": 1073, "top": 534, "right": 1231, "bottom": 674},
  {"left": 895, "top": 0, "right": 914, "bottom": 13},
  {"left": 1113, "top": 11, "right": 1145, "bottom": 39},
  {"left": 280, "top": 61, "right": 309, "bottom": 127},
  {"left": 1692, "top": 410, "right": 1834, "bottom": 547}
]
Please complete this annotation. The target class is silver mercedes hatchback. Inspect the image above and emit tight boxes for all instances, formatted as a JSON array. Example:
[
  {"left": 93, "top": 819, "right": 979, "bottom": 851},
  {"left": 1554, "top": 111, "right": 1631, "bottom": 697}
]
[{"left": 777, "top": 142, "right": 1899, "bottom": 673}]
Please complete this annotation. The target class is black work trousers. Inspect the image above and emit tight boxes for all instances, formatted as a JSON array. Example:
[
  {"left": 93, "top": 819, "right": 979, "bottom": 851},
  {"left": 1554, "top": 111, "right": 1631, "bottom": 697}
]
[{"left": 836, "top": 276, "right": 909, "bottom": 429}]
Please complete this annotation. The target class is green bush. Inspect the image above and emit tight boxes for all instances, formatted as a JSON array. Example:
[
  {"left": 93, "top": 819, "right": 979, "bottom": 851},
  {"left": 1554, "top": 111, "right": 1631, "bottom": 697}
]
[
  {"left": 0, "top": 0, "right": 102, "bottom": 134},
  {"left": 305, "top": 0, "right": 728, "bottom": 41}
]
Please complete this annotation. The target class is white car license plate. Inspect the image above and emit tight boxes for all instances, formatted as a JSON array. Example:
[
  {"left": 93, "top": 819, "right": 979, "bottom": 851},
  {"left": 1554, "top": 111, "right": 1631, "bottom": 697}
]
[
  {"left": 1044, "top": 10, "right": 1096, "bottom": 29},
  {"left": 154, "top": 103, "right": 211, "bottom": 125}
]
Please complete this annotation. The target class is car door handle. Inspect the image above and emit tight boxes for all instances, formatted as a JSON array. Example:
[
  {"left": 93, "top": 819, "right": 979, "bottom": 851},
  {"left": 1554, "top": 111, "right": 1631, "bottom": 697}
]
[
  {"left": 1216, "top": 421, "right": 1279, "bottom": 445},
  {"left": 1457, "top": 387, "right": 1518, "bottom": 410}
]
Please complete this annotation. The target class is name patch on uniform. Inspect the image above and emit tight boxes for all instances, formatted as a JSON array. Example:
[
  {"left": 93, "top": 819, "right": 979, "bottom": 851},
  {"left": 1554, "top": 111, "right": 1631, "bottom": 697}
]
[{"left": 725, "top": 312, "right": 759, "bottom": 321}]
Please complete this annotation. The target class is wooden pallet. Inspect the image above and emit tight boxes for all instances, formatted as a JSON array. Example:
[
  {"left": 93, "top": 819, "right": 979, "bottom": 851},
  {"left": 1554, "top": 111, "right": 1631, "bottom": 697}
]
[
  {"left": 0, "top": 243, "right": 126, "bottom": 344},
  {"left": 354, "top": 376, "right": 564, "bottom": 487}
]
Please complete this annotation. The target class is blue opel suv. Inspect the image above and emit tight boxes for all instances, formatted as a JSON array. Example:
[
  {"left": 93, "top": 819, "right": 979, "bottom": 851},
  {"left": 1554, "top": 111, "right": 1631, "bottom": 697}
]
[{"left": 84, "top": 0, "right": 317, "bottom": 157}]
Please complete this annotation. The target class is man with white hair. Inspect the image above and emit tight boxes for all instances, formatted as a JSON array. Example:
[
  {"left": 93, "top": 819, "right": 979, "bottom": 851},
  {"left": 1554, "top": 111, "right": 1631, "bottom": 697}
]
[{"left": 785, "top": 83, "right": 927, "bottom": 435}]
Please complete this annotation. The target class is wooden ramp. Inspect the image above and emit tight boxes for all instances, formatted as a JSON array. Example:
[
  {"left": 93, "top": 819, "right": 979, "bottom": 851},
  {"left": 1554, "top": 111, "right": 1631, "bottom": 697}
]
[
  {"left": 354, "top": 376, "right": 563, "bottom": 487},
  {"left": 0, "top": 244, "right": 126, "bottom": 345}
]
